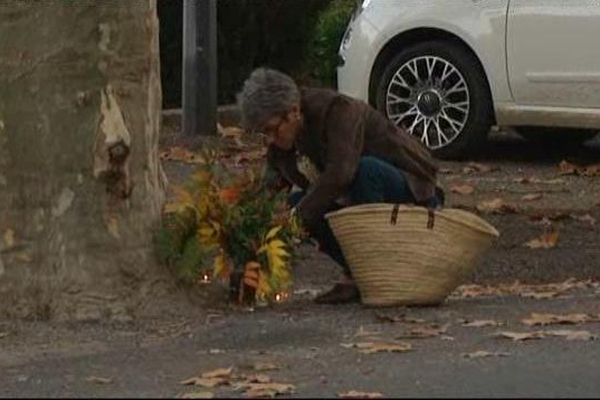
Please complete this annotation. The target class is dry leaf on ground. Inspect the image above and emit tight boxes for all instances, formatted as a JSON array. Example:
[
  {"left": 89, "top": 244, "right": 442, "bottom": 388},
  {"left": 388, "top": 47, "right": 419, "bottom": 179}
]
[
  {"left": 252, "top": 362, "right": 279, "bottom": 372},
  {"left": 462, "top": 351, "right": 510, "bottom": 359},
  {"left": 476, "top": 198, "right": 518, "bottom": 214},
  {"left": 341, "top": 341, "right": 412, "bottom": 354},
  {"left": 180, "top": 377, "right": 228, "bottom": 388},
  {"left": 558, "top": 160, "right": 600, "bottom": 177},
  {"left": 179, "top": 392, "right": 215, "bottom": 399},
  {"left": 558, "top": 160, "right": 579, "bottom": 175},
  {"left": 462, "top": 320, "right": 503, "bottom": 328},
  {"left": 374, "top": 312, "right": 425, "bottom": 324},
  {"left": 524, "top": 230, "right": 559, "bottom": 249},
  {"left": 338, "top": 390, "right": 384, "bottom": 398},
  {"left": 513, "top": 177, "right": 533, "bottom": 184},
  {"left": 572, "top": 214, "right": 596, "bottom": 226},
  {"left": 495, "top": 331, "right": 546, "bottom": 341},
  {"left": 521, "top": 193, "right": 543, "bottom": 202},
  {"left": 520, "top": 291, "right": 560, "bottom": 300},
  {"left": 85, "top": 376, "right": 113, "bottom": 385},
  {"left": 0, "top": 332, "right": 9, "bottom": 339},
  {"left": 580, "top": 164, "right": 600, "bottom": 177},
  {"left": 545, "top": 330, "right": 598, "bottom": 341},
  {"left": 521, "top": 313, "right": 597, "bottom": 326},
  {"left": 453, "top": 279, "right": 599, "bottom": 300},
  {"left": 396, "top": 324, "right": 449, "bottom": 339},
  {"left": 451, "top": 284, "right": 503, "bottom": 298},
  {"left": 202, "top": 367, "right": 233, "bottom": 379},
  {"left": 450, "top": 184, "right": 475, "bottom": 195},
  {"left": 237, "top": 382, "right": 295, "bottom": 398},
  {"left": 240, "top": 374, "right": 272, "bottom": 384},
  {"left": 463, "top": 162, "right": 497, "bottom": 174},
  {"left": 218, "top": 124, "right": 245, "bottom": 140}
]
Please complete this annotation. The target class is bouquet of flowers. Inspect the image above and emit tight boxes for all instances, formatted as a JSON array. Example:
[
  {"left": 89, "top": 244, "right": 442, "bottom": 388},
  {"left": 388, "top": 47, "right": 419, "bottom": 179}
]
[{"left": 156, "top": 150, "right": 305, "bottom": 305}]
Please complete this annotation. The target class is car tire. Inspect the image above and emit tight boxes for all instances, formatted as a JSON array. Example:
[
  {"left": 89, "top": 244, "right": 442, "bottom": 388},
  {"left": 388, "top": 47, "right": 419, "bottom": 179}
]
[
  {"left": 375, "top": 40, "right": 493, "bottom": 160},
  {"left": 516, "top": 127, "right": 598, "bottom": 145}
]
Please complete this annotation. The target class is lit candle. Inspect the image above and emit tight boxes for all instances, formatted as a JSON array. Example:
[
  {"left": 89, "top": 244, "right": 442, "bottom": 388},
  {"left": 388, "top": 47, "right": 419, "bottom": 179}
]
[
  {"left": 200, "top": 273, "right": 210, "bottom": 284},
  {"left": 275, "top": 293, "right": 282, "bottom": 302}
]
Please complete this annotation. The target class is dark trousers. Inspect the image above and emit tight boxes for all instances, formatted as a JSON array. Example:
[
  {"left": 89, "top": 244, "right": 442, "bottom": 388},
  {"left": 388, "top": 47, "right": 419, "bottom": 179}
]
[{"left": 289, "top": 156, "right": 439, "bottom": 277}]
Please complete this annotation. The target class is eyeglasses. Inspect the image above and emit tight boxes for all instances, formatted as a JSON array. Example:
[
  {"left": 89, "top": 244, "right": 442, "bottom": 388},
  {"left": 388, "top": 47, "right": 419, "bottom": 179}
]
[{"left": 257, "top": 114, "right": 288, "bottom": 143}]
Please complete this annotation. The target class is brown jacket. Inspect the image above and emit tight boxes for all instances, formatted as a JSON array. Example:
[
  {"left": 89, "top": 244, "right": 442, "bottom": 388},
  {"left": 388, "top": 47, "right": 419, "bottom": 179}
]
[{"left": 267, "top": 87, "right": 439, "bottom": 229}]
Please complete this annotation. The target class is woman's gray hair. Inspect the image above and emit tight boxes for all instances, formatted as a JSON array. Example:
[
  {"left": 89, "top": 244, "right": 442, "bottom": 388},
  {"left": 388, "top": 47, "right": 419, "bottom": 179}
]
[{"left": 237, "top": 68, "right": 300, "bottom": 131}]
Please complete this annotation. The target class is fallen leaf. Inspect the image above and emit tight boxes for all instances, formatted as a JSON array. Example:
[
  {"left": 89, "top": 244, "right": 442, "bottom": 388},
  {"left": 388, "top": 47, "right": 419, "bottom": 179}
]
[
  {"left": 341, "top": 341, "right": 412, "bottom": 354},
  {"left": 452, "top": 284, "right": 503, "bottom": 298},
  {"left": 513, "top": 177, "right": 533, "bottom": 184},
  {"left": 0, "top": 332, "right": 9, "bottom": 339},
  {"left": 524, "top": 229, "right": 559, "bottom": 249},
  {"left": 396, "top": 324, "right": 448, "bottom": 339},
  {"left": 218, "top": 124, "right": 245, "bottom": 140},
  {"left": 85, "top": 376, "right": 112, "bottom": 385},
  {"left": 462, "top": 320, "right": 503, "bottom": 328},
  {"left": 338, "top": 390, "right": 384, "bottom": 398},
  {"left": 241, "top": 374, "right": 272, "bottom": 384},
  {"left": 252, "top": 362, "right": 279, "bottom": 372},
  {"left": 476, "top": 198, "right": 518, "bottom": 214},
  {"left": 450, "top": 184, "right": 475, "bottom": 195},
  {"left": 179, "top": 392, "right": 215, "bottom": 399},
  {"left": 453, "top": 279, "right": 599, "bottom": 300},
  {"left": 462, "top": 350, "right": 510, "bottom": 359},
  {"left": 521, "top": 313, "right": 599, "bottom": 326},
  {"left": 521, "top": 193, "right": 543, "bottom": 202},
  {"left": 237, "top": 382, "right": 295, "bottom": 398},
  {"left": 558, "top": 160, "right": 579, "bottom": 175},
  {"left": 374, "top": 312, "right": 425, "bottom": 324},
  {"left": 208, "top": 349, "right": 226, "bottom": 355},
  {"left": 180, "top": 377, "right": 228, "bottom": 388},
  {"left": 580, "top": 164, "right": 600, "bottom": 177},
  {"left": 202, "top": 367, "right": 233, "bottom": 379},
  {"left": 463, "top": 162, "right": 497, "bottom": 174},
  {"left": 546, "top": 330, "right": 598, "bottom": 341},
  {"left": 3, "top": 229, "right": 15, "bottom": 249},
  {"left": 495, "top": 331, "right": 545, "bottom": 341},
  {"left": 520, "top": 291, "right": 559, "bottom": 300},
  {"left": 440, "top": 335, "right": 455, "bottom": 341},
  {"left": 572, "top": 214, "right": 596, "bottom": 226}
]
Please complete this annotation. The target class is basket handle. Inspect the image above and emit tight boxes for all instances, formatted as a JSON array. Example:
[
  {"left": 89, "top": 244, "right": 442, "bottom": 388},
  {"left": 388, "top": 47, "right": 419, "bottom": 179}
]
[{"left": 390, "top": 204, "right": 436, "bottom": 230}]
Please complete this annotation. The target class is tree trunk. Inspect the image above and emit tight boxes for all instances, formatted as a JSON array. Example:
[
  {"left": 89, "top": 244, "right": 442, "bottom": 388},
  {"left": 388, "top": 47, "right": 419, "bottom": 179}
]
[{"left": 0, "top": 1, "right": 172, "bottom": 320}]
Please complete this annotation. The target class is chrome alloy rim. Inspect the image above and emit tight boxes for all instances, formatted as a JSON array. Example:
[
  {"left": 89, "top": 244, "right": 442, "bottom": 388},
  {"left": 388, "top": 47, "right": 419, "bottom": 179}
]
[{"left": 386, "top": 56, "right": 470, "bottom": 150}]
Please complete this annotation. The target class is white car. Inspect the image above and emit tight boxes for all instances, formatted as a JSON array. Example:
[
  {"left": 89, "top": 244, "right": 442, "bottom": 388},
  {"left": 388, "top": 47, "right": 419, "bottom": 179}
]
[{"left": 337, "top": 0, "right": 600, "bottom": 158}]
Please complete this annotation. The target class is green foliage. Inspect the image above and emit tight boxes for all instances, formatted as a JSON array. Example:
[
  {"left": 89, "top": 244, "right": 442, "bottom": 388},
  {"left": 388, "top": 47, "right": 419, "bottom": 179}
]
[
  {"left": 155, "top": 211, "right": 213, "bottom": 285},
  {"left": 157, "top": 0, "right": 331, "bottom": 108},
  {"left": 155, "top": 153, "right": 306, "bottom": 301},
  {"left": 304, "top": 0, "right": 356, "bottom": 87}
]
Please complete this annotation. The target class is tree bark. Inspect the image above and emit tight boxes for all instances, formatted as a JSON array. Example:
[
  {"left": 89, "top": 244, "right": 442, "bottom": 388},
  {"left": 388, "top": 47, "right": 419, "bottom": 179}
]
[{"left": 0, "top": 1, "right": 172, "bottom": 320}]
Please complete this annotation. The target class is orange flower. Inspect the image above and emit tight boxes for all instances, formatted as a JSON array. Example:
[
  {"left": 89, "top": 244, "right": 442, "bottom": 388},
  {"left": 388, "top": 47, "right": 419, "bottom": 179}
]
[{"left": 218, "top": 186, "right": 241, "bottom": 204}]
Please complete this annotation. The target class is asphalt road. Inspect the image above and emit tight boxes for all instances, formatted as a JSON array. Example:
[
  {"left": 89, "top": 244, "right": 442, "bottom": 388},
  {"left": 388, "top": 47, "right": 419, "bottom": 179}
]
[{"left": 2, "top": 131, "right": 600, "bottom": 398}]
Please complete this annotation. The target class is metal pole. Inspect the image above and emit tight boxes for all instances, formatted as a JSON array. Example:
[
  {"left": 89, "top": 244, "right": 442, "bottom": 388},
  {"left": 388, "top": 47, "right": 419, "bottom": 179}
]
[{"left": 182, "top": 0, "right": 217, "bottom": 136}]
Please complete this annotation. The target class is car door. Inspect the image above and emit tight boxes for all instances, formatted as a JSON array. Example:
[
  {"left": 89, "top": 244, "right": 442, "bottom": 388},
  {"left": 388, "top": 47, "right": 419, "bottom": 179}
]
[{"left": 507, "top": 0, "right": 600, "bottom": 108}]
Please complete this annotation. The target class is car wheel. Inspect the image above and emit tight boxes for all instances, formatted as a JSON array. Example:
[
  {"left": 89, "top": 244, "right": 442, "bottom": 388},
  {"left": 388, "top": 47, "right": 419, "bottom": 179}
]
[
  {"left": 375, "top": 40, "right": 493, "bottom": 159},
  {"left": 516, "top": 127, "right": 598, "bottom": 145}
]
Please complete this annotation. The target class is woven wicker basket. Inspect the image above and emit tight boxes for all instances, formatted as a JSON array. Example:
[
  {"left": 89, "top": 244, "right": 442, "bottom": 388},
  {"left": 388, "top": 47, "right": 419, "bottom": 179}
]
[{"left": 325, "top": 204, "right": 499, "bottom": 306}]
